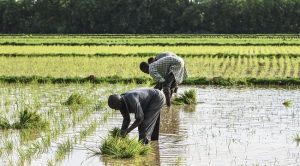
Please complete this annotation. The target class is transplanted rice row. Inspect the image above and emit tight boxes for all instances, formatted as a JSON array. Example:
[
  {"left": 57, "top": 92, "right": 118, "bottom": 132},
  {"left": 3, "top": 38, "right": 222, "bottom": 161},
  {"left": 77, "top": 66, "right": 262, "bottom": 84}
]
[
  {"left": 0, "top": 84, "right": 119, "bottom": 165},
  {"left": 0, "top": 56, "right": 299, "bottom": 81},
  {"left": 0, "top": 45, "right": 299, "bottom": 55},
  {"left": 0, "top": 55, "right": 300, "bottom": 85}
]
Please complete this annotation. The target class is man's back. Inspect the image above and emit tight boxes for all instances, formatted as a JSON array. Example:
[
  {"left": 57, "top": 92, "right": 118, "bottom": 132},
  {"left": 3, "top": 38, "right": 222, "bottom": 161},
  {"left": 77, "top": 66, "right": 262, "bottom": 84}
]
[
  {"left": 155, "top": 51, "right": 177, "bottom": 60},
  {"left": 149, "top": 56, "right": 186, "bottom": 84},
  {"left": 122, "top": 88, "right": 161, "bottom": 113}
]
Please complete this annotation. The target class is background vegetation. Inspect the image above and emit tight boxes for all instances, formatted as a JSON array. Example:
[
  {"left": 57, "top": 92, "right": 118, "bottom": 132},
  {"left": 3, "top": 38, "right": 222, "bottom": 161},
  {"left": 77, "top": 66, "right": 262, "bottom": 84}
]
[{"left": 0, "top": 0, "right": 299, "bottom": 34}]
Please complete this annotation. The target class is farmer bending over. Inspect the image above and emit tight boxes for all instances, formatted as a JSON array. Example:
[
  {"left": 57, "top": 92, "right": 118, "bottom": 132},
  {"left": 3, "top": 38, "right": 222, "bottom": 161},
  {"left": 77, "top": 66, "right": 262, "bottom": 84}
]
[
  {"left": 108, "top": 88, "right": 165, "bottom": 144},
  {"left": 147, "top": 51, "right": 185, "bottom": 93},
  {"left": 140, "top": 52, "right": 188, "bottom": 106}
]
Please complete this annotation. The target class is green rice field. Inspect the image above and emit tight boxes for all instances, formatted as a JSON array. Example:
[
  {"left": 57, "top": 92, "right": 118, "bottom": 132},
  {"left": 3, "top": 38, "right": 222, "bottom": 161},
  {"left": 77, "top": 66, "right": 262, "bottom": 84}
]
[
  {"left": 0, "top": 35, "right": 300, "bottom": 165},
  {"left": 0, "top": 34, "right": 299, "bottom": 86}
]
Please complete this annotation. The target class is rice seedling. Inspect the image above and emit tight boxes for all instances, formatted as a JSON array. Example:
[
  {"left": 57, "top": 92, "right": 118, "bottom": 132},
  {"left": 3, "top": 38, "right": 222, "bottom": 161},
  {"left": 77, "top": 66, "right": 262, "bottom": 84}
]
[
  {"left": 283, "top": 100, "right": 292, "bottom": 108},
  {"left": 79, "top": 120, "right": 98, "bottom": 141},
  {"left": 109, "top": 127, "right": 122, "bottom": 138},
  {"left": 12, "top": 109, "right": 49, "bottom": 130},
  {"left": 0, "top": 116, "right": 11, "bottom": 129},
  {"left": 100, "top": 109, "right": 115, "bottom": 124},
  {"left": 19, "top": 129, "right": 40, "bottom": 144},
  {"left": 175, "top": 156, "right": 182, "bottom": 166},
  {"left": 294, "top": 134, "right": 300, "bottom": 143},
  {"left": 90, "top": 127, "right": 151, "bottom": 159},
  {"left": 63, "top": 92, "right": 89, "bottom": 106},
  {"left": 99, "top": 136, "right": 150, "bottom": 158},
  {"left": 172, "top": 89, "right": 196, "bottom": 105},
  {"left": 3, "top": 140, "right": 13, "bottom": 153},
  {"left": 55, "top": 138, "right": 74, "bottom": 161},
  {"left": 47, "top": 160, "right": 53, "bottom": 166}
]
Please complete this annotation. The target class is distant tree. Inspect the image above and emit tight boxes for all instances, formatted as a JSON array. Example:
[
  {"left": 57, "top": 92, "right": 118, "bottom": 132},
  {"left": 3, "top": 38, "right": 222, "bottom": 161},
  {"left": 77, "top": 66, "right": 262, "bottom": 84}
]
[{"left": 0, "top": 0, "right": 298, "bottom": 33}]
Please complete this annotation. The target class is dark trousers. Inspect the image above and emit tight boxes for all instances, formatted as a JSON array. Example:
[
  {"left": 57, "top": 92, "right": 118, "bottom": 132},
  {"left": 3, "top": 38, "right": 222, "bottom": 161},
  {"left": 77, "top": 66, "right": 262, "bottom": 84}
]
[
  {"left": 138, "top": 90, "right": 165, "bottom": 144},
  {"left": 154, "top": 73, "right": 176, "bottom": 106}
]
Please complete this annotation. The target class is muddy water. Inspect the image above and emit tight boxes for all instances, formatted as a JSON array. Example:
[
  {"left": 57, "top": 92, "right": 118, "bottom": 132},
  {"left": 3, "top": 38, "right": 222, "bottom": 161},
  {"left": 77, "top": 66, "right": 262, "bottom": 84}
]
[
  {"left": 60, "top": 87, "right": 300, "bottom": 166},
  {"left": 1, "top": 85, "right": 300, "bottom": 166}
]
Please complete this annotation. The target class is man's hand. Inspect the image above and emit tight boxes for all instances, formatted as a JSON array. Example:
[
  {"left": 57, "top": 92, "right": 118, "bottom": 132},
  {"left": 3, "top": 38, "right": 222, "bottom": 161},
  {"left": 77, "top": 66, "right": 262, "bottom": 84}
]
[
  {"left": 159, "top": 78, "right": 165, "bottom": 83},
  {"left": 154, "top": 82, "right": 162, "bottom": 90},
  {"left": 120, "top": 129, "right": 128, "bottom": 137}
]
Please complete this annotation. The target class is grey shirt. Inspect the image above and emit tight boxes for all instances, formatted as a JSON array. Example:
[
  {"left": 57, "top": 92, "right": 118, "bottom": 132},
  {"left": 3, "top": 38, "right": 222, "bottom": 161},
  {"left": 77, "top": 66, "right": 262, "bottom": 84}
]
[{"left": 120, "top": 88, "right": 165, "bottom": 135}]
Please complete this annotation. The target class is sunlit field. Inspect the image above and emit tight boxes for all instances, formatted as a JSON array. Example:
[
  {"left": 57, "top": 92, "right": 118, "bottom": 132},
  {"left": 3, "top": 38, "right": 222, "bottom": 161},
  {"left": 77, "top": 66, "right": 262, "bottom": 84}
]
[{"left": 0, "top": 35, "right": 300, "bottom": 165}]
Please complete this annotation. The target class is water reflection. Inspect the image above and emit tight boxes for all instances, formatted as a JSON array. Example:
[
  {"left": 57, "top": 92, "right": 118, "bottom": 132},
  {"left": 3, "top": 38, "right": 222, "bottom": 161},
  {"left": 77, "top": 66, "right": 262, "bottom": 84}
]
[{"left": 160, "top": 107, "right": 180, "bottom": 134}]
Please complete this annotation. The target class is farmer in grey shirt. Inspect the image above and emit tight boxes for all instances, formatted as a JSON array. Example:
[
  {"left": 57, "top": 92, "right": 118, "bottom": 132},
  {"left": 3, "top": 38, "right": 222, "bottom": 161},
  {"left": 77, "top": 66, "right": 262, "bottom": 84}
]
[
  {"left": 108, "top": 88, "right": 165, "bottom": 144},
  {"left": 140, "top": 52, "right": 188, "bottom": 106}
]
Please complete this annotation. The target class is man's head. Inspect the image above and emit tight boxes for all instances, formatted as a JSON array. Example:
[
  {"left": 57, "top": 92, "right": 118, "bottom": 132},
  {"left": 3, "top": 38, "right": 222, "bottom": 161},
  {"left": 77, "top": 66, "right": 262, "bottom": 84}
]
[
  {"left": 147, "top": 57, "right": 155, "bottom": 64},
  {"left": 140, "top": 62, "right": 149, "bottom": 74},
  {"left": 108, "top": 94, "right": 123, "bottom": 110}
]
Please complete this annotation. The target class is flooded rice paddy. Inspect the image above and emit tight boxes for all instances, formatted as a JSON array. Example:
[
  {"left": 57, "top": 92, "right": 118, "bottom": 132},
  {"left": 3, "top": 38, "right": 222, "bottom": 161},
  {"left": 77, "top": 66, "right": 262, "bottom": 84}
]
[{"left": 0, "top": 84, "right": 300, "bottom": 166}]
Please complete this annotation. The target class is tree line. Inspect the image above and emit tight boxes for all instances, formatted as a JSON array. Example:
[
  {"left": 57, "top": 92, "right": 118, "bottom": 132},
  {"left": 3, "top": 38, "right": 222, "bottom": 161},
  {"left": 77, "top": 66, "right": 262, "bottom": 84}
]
[{"left": 0, "top": 0, "right": 299, "bottom": 34}]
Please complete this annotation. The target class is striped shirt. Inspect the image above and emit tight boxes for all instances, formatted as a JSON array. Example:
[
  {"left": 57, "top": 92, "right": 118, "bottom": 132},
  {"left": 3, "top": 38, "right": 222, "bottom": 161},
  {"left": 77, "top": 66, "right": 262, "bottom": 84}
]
[
  {"left": 149, "top": 54, "right": 188, "bottom": 84},
  {"left": 155, "top": 51, "right": 177, "bottom": 60}
]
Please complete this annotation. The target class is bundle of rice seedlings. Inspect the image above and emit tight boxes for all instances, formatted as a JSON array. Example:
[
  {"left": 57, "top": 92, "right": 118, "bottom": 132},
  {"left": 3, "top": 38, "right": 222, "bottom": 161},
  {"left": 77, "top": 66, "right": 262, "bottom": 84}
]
[
  {"left": 94, "top": 128, "right": 150, "bottom": 159},
  {"left": 109, "top": 127, "right": 122, "bottom": 138},
  {"left": 12, "top": 109, "right": 49, "bottom": 130},
  {"left": 63, "top": 92, "right": 89, "bottom": 106},
  {"left": 172, "top": 89, "right": 196, "bottom": 105}
]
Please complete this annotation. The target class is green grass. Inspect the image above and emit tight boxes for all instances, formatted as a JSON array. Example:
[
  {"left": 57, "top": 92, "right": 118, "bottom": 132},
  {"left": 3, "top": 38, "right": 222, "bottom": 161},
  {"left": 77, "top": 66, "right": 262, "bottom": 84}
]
[
  {"left": 172, "top": 89, "right": 196, "bottom": 105},
  {"left": 283, "top": 100, "right": 292, "bottom": 108},
  {"left": 91, "top": 127, "right": 150, "bottom": 159}
]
